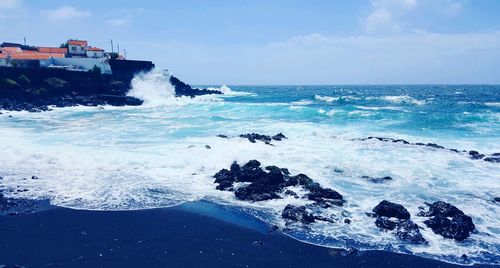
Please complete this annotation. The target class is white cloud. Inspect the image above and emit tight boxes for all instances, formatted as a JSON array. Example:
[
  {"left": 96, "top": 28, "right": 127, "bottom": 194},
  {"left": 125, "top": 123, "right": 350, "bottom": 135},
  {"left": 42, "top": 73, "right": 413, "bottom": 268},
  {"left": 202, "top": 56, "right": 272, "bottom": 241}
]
[
  {"left": 42, "top": 6, "right": 91, "bottom": 21},
  {"left": 364, "top": 0, "right": 421, "bottom": 33},
  {"left": 443, "top": 0, "right": 462, "bottom": 16},
  {"left": 371, "top": 0, "right": 418, "bottom": 10},
  {"left": 106, "top": 15, "right": 132, "bottom": 26},
  {"left": 0, "top": 0, "right": 22, "bottom": 9},
  {"left": 143, "top": 31, "right": 500, "bottom": 84},
  {"left": 365, "top": 8, "right": 400, "bottom": 33}
]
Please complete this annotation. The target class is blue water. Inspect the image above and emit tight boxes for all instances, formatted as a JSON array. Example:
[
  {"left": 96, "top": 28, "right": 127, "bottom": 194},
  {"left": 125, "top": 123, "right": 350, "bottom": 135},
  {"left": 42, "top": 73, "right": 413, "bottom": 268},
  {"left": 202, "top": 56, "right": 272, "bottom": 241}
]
[{"left": 0, "top": 73, "right": 499, "bottom": 265}]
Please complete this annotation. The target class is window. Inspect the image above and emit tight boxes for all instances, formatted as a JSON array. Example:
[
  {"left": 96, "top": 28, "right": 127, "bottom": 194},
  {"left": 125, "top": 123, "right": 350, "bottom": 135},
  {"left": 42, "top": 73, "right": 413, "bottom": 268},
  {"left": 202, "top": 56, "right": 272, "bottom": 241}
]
[{"left": 71, "top": 46, "right": 76, "bottom": 51}]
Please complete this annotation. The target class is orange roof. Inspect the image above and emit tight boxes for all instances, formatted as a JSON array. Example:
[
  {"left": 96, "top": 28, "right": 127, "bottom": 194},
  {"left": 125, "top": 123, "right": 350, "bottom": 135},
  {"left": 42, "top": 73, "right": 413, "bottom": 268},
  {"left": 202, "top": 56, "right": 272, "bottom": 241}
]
[
  {"left": 86, "top": 47, "right": 104, "bottom": 51},
  {"left": 39, "top": 47, "right": 68, "bottom": 54},
  {"left": 68, "top": 40, "right": 88, "bottom": 46}
]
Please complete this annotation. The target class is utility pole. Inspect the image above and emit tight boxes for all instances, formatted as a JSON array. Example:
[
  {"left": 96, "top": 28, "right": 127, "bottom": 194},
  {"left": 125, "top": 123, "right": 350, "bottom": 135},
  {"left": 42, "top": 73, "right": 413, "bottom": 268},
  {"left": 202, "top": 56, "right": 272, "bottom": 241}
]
[
  {"left": 23, "top": 37, "right": 26, "bottom": 45},
  {"left": 117, "top": 44, "right": 120, "bottom": 56},
  {"left": 111, "top": 39, "right": 114, "bottom": 53}
]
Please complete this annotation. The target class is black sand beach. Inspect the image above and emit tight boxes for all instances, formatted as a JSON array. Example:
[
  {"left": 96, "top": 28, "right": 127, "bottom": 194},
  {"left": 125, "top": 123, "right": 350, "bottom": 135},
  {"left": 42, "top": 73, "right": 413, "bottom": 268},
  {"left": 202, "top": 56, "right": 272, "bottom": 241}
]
[{"left": 0, "top": 202, "right": 493, "bottom": 268}]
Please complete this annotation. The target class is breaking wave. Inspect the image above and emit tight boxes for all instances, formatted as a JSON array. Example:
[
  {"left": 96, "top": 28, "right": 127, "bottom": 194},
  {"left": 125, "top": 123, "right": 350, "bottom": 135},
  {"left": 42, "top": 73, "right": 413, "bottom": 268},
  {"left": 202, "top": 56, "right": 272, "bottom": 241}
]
[{"left": 128, "top": 69, "right": 176, "bottom": 106}]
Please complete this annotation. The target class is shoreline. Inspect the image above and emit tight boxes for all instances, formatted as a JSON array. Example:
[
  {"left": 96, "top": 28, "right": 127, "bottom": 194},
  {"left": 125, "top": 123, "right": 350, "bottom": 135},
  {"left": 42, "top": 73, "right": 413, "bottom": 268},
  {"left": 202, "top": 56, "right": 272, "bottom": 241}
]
[{"left": 0, "top": 201, "right": 495, "bottom": 268}]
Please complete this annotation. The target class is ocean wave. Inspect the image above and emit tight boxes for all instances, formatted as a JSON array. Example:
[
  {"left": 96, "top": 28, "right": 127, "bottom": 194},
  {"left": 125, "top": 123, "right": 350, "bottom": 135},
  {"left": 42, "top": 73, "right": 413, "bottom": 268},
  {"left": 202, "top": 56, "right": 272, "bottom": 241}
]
[
  {"left": 354, "top": 105, "right": 408, "bottom": 112},
  {"left": 314, "top": 95, "right": 360, "bottom": 103},
  {"left": 484, "top": 102, "right": 500, "bottom": 107},
  {"left": 315, "top": 95, "right": 340, "bottom": 103},
  {"left": 207, "top": 85, "right": 255, "bottom": 96},
  {"left": 291, "top": 99, "right": 314, "bottom": 105},
  {"left": 376, "top": 95, "right": 427, "bottom": 105}
]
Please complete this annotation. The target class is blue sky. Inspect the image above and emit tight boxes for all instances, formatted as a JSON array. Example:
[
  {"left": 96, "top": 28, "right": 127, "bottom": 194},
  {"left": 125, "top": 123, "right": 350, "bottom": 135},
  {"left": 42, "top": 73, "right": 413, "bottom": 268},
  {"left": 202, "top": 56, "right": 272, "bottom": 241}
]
[{"left": 1, "top": 0, "right": 499, "bottom": 84}]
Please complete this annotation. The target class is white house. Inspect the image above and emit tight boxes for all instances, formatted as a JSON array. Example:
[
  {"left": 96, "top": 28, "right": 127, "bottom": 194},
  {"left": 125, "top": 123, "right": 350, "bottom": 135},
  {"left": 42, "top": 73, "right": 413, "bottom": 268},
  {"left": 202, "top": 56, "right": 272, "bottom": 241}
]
[
  {"left": 68, "top": 40, "right": 88, "bottom": 56},
  {"left": 86, "top": 47, "right": 105, "bottom": 58}
]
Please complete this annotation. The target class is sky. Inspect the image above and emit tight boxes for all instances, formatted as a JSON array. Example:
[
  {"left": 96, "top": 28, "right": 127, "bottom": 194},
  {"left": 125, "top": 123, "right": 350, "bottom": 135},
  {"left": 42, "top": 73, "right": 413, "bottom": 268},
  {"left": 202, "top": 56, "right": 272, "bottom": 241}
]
[{"left": 1, "top": 0, "right": 500, "bottom": 84}]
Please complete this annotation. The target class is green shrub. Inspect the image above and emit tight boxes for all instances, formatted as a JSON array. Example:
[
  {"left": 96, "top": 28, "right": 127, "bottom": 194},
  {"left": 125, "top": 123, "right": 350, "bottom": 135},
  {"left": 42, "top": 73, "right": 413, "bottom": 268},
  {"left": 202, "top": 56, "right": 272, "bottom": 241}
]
[
  {"left": 0, "top": 78, "right": 21, "bottom": 90},
  {"left": 44, "top": 77, "right": 69, "bottom": 88}
]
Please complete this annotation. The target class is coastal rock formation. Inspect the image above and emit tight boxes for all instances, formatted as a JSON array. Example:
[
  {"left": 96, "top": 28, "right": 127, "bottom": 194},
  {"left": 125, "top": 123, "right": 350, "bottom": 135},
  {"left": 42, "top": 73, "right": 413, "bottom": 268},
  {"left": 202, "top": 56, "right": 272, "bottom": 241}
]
[
  {"left": 418, "top": 201, "right": 475, "bottom": 242},
  {"left": 355, "top": 136, "right": 499, "bottom": 163},
  {"left": 215, "top": 133, "right": 288, "bottom": 145},
  {"left": 373, "top": 200, "right": 411, "bottom": 220},
  {"left": 395, "top": 220, "right": 427, "bottom": 245},
  {"left": 0, "top": 67, "right": 222, "bottom": 112},
  {"left": 0, "top": 67, "right": 144, "bottom": 112},
  {"left": 169, "top": 75, "right": 222, "bottom": 97},
  {"left": 372, "top": 200, "right": 427, "bottom": 244},
  {"left": 239, "top": 133, "right": 287, "bottom": 145},
  {"left": 213, "top": 160, "right": 344, "bottom": 205},
  {"left": 361, "top": 175, "right": 393, "bottom": 183}
]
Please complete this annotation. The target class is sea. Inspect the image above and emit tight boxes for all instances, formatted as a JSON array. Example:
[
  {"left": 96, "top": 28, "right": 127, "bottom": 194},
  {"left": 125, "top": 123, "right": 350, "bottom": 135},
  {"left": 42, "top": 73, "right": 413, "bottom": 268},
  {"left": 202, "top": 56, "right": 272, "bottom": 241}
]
[{"left": 0, "top": 70, "right": 499, "bottom": 265}]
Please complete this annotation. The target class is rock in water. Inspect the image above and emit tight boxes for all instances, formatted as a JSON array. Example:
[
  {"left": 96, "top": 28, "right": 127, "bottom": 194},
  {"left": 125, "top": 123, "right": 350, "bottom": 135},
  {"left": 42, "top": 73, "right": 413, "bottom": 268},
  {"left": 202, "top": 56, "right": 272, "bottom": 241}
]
[
  {"left": 417, "top": 201, "right": 463, "bottom": 217},
  {"left": 373, "top": 200, "right": 411, "bottom": 220},
  {"left": 423, "top": 214, "right": 475, "bottom": 242},
  {"left": 375, "top": 217, "right": 398, "bottom": 230},
  {"left": 395, "top": 220, "right": 427, "bottom": 245},
  {"left": 213, "top": 160, "right": 344, "bottom": 205},
  {"left": 361, "top": 176, "right": 393, "bottom": 183},
  {"left": 169, "top": 75, "right": 222, "bottom": 97},
  {"left": 419, "top": 201, "right": 475, "bottom": 241},
  {"left": 372, "top": 201, "right": 427, "bottom": 244}
]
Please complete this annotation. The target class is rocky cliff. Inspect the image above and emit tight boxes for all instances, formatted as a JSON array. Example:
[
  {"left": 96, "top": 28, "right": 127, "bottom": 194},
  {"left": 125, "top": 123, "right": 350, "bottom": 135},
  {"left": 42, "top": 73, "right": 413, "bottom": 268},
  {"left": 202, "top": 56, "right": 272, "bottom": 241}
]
[{"left": 0, "top": 66, "right": 221, "bottom": 112}]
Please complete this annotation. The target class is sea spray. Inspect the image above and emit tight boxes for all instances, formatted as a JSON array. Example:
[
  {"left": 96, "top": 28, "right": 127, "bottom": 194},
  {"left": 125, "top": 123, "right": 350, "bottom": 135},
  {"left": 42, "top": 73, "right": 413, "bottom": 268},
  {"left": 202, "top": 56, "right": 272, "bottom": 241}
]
[{"left": 128, "top": 69, "right": 176, "bottom": 106}]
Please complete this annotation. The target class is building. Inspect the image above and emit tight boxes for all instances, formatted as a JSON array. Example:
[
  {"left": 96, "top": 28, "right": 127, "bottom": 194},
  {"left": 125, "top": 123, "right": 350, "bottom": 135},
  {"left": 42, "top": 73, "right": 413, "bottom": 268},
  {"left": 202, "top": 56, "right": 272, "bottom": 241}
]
[
  {"left": 86, "top": 47, "right": 104, "bottom": 58},
  {"left": 68, "top": 40, "right": 88, "bottom": 56},
  {"left": 0, "top": 39, "right": 130, "bottom": 75}
]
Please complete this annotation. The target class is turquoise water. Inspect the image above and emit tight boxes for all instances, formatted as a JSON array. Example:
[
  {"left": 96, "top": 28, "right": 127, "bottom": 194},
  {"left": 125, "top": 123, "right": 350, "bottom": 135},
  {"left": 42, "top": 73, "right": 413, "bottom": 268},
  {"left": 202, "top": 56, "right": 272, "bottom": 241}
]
[{"left": 0, "top": 73, "right": 499, "bottom": 265}]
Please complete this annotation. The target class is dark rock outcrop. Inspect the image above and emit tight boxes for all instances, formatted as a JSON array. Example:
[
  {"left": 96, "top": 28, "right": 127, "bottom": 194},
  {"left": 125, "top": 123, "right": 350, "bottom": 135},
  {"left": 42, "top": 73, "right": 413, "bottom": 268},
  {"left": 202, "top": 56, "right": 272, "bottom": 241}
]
[
  {"left": 417, "top": 201, "right": 463, "bottom": 218},
  {"left": 372, "top": 201, "right": 427, "bottom": 244},
  {"left": 0, "top": 66, "right": 144, "bottom": 112},
  {"left": 395, "top": 220, "right": 427, "bottom": 244},
  {"left": 354, "top": 136, "right": 498, "bottom": 163},
  {"left": 213, "top": 160, "right": 344, "bottom": 206},
  {"left": 169, "top": 75, "right": 222, "bottom": 97},
  {"left": 361, "top": 176, "right": 393, "bottom": 183},
  {"left": 375, "top": 216, "right": 397, "bottom": 230},
  {"left": 239, "top": 133, "right": 287, "bottom": 145},
  {"left": 419, "top": 201, "right": 475, "bottom": 242},
  {"left": 0, "top": 67, "right": 222, "bottom": 112},
  {"left": 373, "top": 200, "right": 410, "bottom": 220}
]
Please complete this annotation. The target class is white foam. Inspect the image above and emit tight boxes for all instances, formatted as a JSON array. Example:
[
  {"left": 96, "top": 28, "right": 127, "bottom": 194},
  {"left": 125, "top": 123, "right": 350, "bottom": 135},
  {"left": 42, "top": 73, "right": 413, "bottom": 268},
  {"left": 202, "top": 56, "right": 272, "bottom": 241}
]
[
  {"left": 207, "top": 85, "right": 254, "bottom": 96},
  {"left": 128, "top": 69, "right": 176, "bottom": 106},
  {"left": 484, "top": 102, "right": 500, "bottom": 107},
  {"left": 315, "top": 95, "right": 340, "bottom": 103},
  {"left": 379, "top": 95, "right": 426, "bottom": 105},
  {"left": 354, "top": 105, "right": 408, "bottom": 111},
  {"left": 291, "top": 100, "right": 314, "bottom": 105}
]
